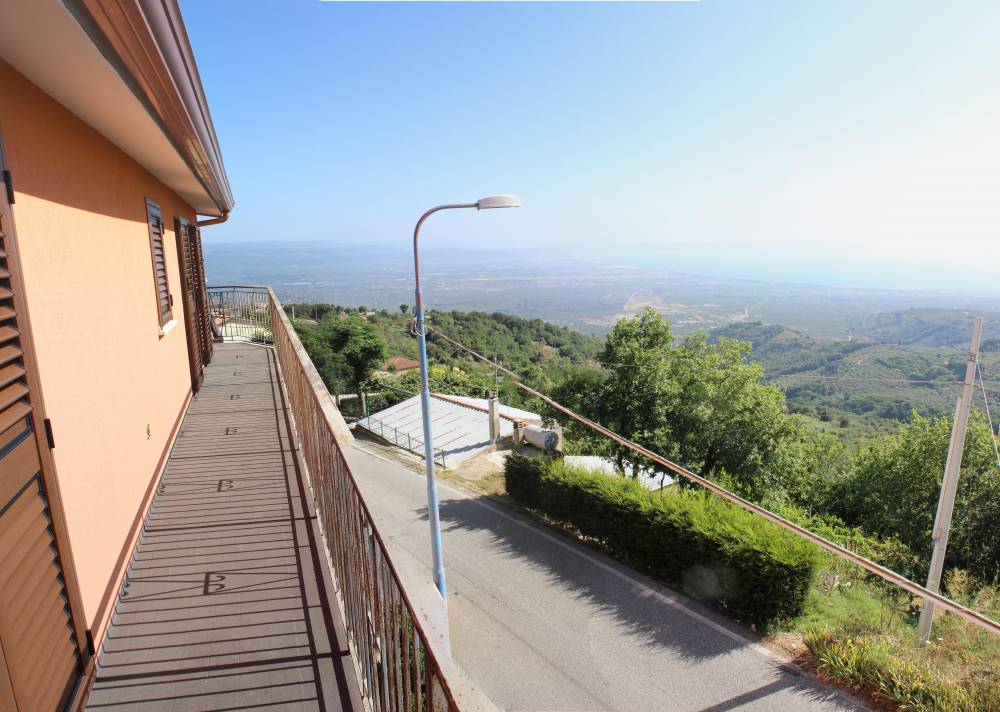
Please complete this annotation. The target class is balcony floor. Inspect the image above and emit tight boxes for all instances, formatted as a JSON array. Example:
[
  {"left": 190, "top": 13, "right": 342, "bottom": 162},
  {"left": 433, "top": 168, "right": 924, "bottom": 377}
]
[{"left": 86, "top": 343, "right": 362, "bottom": 711}]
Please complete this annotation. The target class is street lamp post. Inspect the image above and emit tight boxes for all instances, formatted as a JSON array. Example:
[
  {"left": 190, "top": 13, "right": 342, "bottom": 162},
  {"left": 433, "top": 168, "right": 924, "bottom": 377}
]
[{"left": 412, "top": 195, "right": 521, "bottom": 600}]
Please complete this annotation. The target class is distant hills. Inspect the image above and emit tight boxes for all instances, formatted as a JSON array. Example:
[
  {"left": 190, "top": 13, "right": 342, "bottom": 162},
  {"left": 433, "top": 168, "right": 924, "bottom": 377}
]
[
  {"left": 205, "top": 240, "right": 1000, "bottom": 342},
  {"left": 209, "top": 241, "right": 1000, "bottom": 434},
  {"left": 853, "top": 308, "right": 1000, "bottom": 347},
  {"left": 711, "top": 321, "right": 1000, "bottom": 437},
  {"left": 287, "top": 285, "right": 1000, "bottom": 440}
]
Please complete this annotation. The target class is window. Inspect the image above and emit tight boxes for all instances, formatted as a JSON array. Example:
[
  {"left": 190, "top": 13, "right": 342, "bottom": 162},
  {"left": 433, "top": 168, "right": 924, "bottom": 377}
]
[{"left": 145, "top": 198, "right": 173, "bottom": 327}]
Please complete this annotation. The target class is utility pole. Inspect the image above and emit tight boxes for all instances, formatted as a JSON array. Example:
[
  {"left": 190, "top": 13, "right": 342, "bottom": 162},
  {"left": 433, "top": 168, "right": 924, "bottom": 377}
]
[
  {"left": 917, "top": 316, "right": 983, "bottom": 644},
  {"left": 493, "top": 354, "right": 502, "bottom": 396}
]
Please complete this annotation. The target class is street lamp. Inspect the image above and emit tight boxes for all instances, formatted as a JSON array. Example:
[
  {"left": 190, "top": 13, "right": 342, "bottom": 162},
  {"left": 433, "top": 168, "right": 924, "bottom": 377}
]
[{"left": 412, "top": 195, "right": 522, "bottom": 600}]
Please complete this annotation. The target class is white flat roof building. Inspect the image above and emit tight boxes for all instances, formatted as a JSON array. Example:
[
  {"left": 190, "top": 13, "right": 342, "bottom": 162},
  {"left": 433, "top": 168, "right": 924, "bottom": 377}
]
[
  {"left": 563, "top": 455, "right": 675, "bottom": 491},
  {"left": 356, "top": 394, "right": 541, "bottom": 466}
]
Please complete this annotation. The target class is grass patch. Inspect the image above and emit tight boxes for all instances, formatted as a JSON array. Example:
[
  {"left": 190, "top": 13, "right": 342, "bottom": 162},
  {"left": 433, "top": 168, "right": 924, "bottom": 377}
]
[
  {"left": 440, "top": 468, "right": 508, "bottom": 498},
  {"left": 789, "top": 559, "right": 1000, "bottom": 711}
]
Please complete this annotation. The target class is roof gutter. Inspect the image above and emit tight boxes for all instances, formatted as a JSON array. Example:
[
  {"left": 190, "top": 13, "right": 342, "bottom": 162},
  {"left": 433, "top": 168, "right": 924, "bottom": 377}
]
[{"left": 64, "top": 0, "right": 234, "bottom": 216}]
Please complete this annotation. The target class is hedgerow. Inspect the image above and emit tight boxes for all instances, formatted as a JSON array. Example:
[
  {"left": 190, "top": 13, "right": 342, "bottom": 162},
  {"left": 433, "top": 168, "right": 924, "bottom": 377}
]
[{"left": 504, "top": 454, "right": 820, "bottom": 629}]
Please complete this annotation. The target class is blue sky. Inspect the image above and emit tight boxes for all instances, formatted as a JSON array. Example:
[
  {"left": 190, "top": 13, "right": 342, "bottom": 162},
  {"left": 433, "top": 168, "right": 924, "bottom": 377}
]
[{"left": 182, "top": 1, "right": 1000, "bottom": 290}]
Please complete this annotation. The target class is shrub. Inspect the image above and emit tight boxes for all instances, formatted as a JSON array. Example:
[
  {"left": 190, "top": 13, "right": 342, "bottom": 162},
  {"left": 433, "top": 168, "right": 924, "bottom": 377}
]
[
  {"left": 504, "top": 454, "right": 821, "bottom": 628},
  {"left": 777, "top": 504, "right": 924, "bottom": 582}
]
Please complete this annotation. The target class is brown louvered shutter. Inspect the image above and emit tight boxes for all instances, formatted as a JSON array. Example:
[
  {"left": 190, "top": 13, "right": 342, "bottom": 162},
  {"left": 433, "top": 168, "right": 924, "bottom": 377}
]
[
  {"left": 0, "top": 148, "right": 84, "bottom": 710},
  {"left": 145, "top": 199, "right": 173, "bottom": 326},
  {"left": 190, "top": 225, "right": 214, "bottom": 364},
  {"left": 174, "top": 217, "right": 205, "bottom": 391}
]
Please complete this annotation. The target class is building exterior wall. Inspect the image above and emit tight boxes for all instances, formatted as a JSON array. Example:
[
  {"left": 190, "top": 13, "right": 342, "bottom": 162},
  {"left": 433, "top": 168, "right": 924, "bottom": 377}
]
[{"left": 0, "top": 59, "right": 196, "bottom": 629}]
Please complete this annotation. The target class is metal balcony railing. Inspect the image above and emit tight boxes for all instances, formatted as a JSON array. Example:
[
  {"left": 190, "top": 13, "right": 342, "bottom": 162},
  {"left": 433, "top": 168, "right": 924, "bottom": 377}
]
[
  {"left": 206, "top": 285, "right": 272, "bottom": 343},
  {"left": 356, "top": 414, "right": 448, "bottom": 468},
  {"left": 206, "top": 287, "right": 469, "bottom": 711}
]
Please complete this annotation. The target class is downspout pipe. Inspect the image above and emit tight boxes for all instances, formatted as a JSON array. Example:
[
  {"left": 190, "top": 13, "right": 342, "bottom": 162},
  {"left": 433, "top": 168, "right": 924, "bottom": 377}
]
[
  {"left": 195, "top": 210, "right": 228, "bottom": 341},
  {"left": 197, "top": 211, "right": 230, "bottom": 227}
]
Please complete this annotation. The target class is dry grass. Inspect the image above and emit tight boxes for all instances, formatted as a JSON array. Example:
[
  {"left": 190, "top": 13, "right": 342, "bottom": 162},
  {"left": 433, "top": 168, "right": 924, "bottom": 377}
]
[{"left": 794, "top": 567, "right": 1000, "bottom": 711}]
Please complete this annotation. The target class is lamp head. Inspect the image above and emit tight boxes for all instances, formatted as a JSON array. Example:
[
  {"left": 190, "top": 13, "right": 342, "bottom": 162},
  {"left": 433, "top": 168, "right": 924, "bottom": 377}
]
[{"left": 476, "top": 194, "right": 522, "bottom": 210}]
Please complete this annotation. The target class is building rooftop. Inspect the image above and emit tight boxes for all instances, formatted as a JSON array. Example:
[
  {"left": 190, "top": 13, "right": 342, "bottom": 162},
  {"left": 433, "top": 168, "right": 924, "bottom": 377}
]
[
  {"left": 563, "top": 455, "right": 675, "bottom": 490},
  {"left": 435, "top": 394, "right": 543, "bottom": 424},
  {"left": 355, "top": 394, "right": 541, "bottom": 467},
  {"left": 383, "top": 356, "right": 420, "bottom": 372}
]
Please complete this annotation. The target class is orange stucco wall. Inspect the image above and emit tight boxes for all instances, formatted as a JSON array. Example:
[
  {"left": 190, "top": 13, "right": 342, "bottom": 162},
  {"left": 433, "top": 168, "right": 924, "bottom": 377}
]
[{"left": 0, "top": 59, "right": 195, "bottom": 628}]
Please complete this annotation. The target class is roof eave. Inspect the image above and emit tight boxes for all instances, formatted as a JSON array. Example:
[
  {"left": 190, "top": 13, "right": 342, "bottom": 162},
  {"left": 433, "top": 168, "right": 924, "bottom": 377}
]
[{"left": 66, "top": 0, "right": 233, "bottom": 216}]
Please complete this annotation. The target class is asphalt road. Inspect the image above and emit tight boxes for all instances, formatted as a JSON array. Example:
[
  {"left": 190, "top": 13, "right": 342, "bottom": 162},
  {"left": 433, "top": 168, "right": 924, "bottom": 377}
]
[{"left": 347, "top": 444, "right": 866, "bottom": 712}]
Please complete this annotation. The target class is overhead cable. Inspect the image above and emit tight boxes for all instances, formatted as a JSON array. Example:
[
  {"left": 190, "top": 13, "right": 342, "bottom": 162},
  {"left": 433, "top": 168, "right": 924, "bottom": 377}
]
[
  {"left": 976, "top": 359, "right": 1000, "bottom": 473},
  {"left": 425, "top": 324, "right": 1000, "bottom": 638}
]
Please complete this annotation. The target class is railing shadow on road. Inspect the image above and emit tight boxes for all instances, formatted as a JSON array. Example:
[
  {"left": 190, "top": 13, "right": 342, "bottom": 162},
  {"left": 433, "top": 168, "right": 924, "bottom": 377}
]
[
  {"left": 693, "top": 678, "right": 825, "bottom": 712},
  {"left": 433, "top": 495, "right": 866, "bottom": 711}
]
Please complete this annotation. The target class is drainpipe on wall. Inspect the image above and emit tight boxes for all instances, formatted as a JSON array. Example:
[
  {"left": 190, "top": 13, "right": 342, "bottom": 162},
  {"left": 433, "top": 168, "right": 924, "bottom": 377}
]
[{"left": 197, "top": 210, "right": 230, "bottom": 227}]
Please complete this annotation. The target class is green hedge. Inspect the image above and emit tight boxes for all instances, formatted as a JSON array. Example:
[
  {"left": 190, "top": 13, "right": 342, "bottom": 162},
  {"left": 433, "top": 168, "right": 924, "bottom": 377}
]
[{"left": 504, "top": 454, "right": 821, "bottom": 628}]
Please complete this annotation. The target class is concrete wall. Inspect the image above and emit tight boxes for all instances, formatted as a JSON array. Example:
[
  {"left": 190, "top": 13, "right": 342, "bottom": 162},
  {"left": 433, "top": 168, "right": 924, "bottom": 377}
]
[{"left": 0, "top": 59, "right": 196, "bottom": 629}]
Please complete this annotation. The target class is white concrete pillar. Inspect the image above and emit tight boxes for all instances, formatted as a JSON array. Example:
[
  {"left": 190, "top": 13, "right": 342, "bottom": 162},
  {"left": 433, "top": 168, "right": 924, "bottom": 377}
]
[{"left": 488, "top": 396, "right": 500, "bottom": 444}]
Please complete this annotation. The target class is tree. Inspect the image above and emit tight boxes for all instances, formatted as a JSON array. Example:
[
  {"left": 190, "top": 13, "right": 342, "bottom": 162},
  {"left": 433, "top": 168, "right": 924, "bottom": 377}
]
[
  {"left": 550, "top": 366, "right": 607, "bottom": 455},
  {"left": 556, "top": 309, "right": 798, "bottom": 500},
  {"left": 293, "top": 322, "right": 346, "bottom": 394},
  {"left": 779, "top": 423, "right": 849, "bottom": 513},
  {"left": 328, "top": 317, "right": 387, "bottom": 400},
  {"left": 386, "top": 364, "right": 496, "bottom": 403},
  {"left": 837, "top": 412, "right": 1000, "bottom": 580},
  {"left": 662, "top": 332, "right": 798, "bottom": 500},
  {"left": 293, "top": 316, "right": 387, "bottom": 401},
  {"left": 400, "top": 304, "right": 410, "bottom": 315},
  {"left": 592, "top": 310, "right": 677, "bottom": 476}
]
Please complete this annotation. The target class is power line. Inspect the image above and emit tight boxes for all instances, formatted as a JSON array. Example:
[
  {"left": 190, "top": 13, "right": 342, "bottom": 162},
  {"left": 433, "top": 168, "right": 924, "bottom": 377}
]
[
  {"left": 976, "top": 359, "right": 1000, "bottom": 472},
  {"left": 373, "top": 380, "right": 418, "bottom": 398},
  {"left": 415, "top": 315, "right": 1000, "bottom": 407},
  {"left": 424, "top": 323, "right": 1000, "bottom": 639},
  {"left": 422, "top": 334, "right": 985, "bottom": 387},
  {"left": 766, "top": 374, "right": 964, "bottom": 387}
]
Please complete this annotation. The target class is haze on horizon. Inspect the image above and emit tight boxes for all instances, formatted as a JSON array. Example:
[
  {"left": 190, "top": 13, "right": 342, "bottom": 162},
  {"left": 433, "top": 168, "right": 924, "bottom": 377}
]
[{"left": 182, "top": 1, "right": 1000, "bottom": 292}]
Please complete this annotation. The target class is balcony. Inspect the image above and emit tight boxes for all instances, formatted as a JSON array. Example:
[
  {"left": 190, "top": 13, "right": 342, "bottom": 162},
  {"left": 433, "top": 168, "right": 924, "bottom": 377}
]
[{"left": 85, "top": 288, "right": 485, "bottom": 712}]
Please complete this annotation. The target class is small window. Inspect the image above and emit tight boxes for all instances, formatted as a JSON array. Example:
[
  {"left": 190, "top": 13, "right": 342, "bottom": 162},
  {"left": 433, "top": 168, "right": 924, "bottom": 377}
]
[{"left": 145, "top": 198, "right": 173, "bottom": 326}]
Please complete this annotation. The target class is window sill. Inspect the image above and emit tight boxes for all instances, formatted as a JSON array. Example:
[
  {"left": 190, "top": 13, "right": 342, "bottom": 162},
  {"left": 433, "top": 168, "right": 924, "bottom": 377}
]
[{"left": 159, "top": 319, "right": 178, "bottom": 338}]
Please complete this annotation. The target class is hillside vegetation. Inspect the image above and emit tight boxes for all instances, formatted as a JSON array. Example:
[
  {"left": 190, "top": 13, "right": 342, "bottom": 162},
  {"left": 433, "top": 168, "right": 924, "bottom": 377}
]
[
  {"left": 288, "top": 304, "right": 602, "bottom": 411},
  {"left": 291, "top": 303, "right": 1000, "bottom": 577},
  {"left": 855, "top": 308, "right": 1000, "bottom": 347},
  {"left": 712, "top": 321, "right": 1000, "bottom": 439},
  {"left": 290, "top": 302, "right": 1000, "bottom": 443},
  {"left": 291, "top": 302, "right": 1000, "bottom": 709}
]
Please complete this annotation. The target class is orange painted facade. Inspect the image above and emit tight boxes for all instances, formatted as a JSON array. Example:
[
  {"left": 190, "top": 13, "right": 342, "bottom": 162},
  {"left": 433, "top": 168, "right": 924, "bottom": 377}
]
[{"left": 0, "top": 59, "right": 196, "bottom": 631}]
